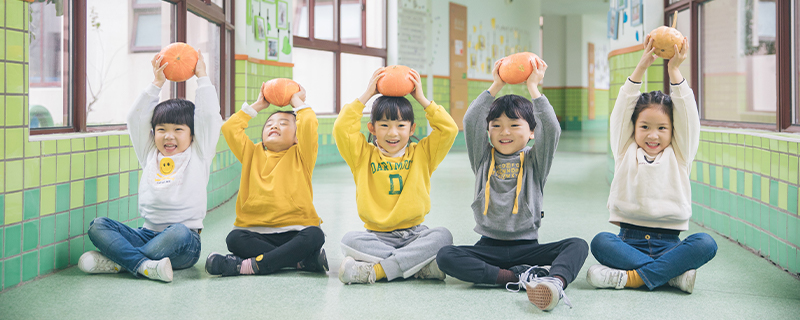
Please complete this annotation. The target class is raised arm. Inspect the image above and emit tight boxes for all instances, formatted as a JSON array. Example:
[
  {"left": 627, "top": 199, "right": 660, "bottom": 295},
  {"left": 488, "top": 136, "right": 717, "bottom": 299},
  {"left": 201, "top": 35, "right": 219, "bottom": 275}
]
[
  {"left": 667, "top": 38, "right": 700, "bottom": 166},
  {"left": 525, "top": 57, "right": 560, "bottom": 182},
  {"left": 191, "top": 51, "right": 224, "bottom": 163},
  {"left": 464, "top": 60, "right": 505, "bottom": 173},
  {"left": 610, "top": 37, "right": 656, "bottom": 158},
  {"left": 333, "top": 68, "right": 383, "bottom": 168},
  {"left": 222, "top": 82, "right": 270, "bottom": 162},
  {"left": 127, "top": 54, "right": 166, "bottom": 167},
  {"left": 291, "top": 86, "right": 319, "bottom": 175}
]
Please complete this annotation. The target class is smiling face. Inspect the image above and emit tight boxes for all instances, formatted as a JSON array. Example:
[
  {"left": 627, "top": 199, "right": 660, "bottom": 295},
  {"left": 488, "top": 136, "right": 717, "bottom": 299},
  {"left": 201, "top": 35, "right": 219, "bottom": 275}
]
[
  {"left": 368, "top": 118, "right": 416, "bottom": 156},
  {"left": 154, "top": 123, "right": 193, "bottom": 156},
  {"left": 634, "top": 106, "right": 673, "bottom": 157},
  {"left": 261, "top": 112, "right": 298, "bottom": 152},
  {"left": 488, "top": 114, "right": 535, "bottom": 155}
]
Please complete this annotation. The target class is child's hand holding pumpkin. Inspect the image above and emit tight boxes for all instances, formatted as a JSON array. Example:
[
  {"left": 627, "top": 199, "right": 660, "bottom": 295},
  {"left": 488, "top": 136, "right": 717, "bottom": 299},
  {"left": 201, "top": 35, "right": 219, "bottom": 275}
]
[
  {"left": 195, "top": 50, "right": 208, "bottom": 78},
  {"left": 488, "top": 59, "right": 505, "bottom": 97},
  {"left": 359, "top": 68, "right": 386, "bottom": 105},
  {"left": 408, "top": 70, "right": 431, "bottom": 109},
  {"left": 151, "top": 54, "right": 168, "bottom": 88}
]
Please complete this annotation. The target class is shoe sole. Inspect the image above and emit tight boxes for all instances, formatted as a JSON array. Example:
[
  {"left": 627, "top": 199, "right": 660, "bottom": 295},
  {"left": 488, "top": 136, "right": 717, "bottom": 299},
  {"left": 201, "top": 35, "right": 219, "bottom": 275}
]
[
  {"left": 318, "top": 249, "right": 329, "bottom": 273},
  {"left": 159, "top": 257, "right": 173, "bottom": 283},
  {"left": 338, "top": 257, "right": 353, "bottom": 284},
  {"left": 526, "top": 283, "right": 558, "bottom": 311},
  {"left": 204, "top": 252, "right": 222, "bottom": 275}
]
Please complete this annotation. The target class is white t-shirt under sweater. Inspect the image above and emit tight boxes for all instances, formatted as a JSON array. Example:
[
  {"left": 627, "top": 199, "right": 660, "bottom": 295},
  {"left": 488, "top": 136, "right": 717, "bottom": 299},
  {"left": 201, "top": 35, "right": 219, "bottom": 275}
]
[
  {"left": 607, "top": 79, "right": 700, "bottom": 231},
  {"left": 127, "top": 77, "right": 224, "bottom": 232}
]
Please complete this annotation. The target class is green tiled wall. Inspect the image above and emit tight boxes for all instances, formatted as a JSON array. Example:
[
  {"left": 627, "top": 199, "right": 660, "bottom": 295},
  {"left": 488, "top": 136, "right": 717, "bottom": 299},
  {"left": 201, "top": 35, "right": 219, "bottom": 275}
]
[
  {"left": 541, "top": 87, "right": 609, "bottom": 131},
  {"left": 608, "top": 50, "right": 799, "bottom": 277},
  {"left": 0, "top": 1, "right": 239, "bottom": 292}
]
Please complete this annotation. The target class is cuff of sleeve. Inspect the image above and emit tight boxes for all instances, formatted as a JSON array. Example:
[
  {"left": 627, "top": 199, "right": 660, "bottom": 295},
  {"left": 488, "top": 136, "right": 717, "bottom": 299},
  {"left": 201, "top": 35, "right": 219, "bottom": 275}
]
[
  {"left": 622, "top": 79, "right": 643, "bottom": 95},
  {"left": 145, "top": 83, "right": 162, "bottom": 96},
  {"left": 670, "top": 79, "right": 693, "bottom": 97},
  {"left": 294, "top": 105, "right": 311, "bottom": 112},
  {"left": 242, "top": 103, "right": 258, "bottom": 118},
  {"left": 424, "top": 101, "right": 441, "bottom": 114},
  {"left": 196, "top": 76, "right": 212, "bottom": 87}
]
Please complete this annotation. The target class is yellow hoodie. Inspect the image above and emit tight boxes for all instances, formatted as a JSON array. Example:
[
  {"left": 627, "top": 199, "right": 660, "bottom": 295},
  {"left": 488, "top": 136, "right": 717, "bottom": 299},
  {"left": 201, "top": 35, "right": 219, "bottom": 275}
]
[
  {"left": 222, "top": 107, "right": 321, "bottom": 228},
  {"left": 333, "top": 99, "right": 458, "bottom": 232}
]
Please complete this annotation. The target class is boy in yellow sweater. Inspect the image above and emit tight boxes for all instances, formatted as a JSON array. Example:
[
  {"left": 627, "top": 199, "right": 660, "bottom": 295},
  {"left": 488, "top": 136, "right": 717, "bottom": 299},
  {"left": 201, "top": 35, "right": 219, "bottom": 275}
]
[
  {"left": 333, "top": 68, "right": 458, "bottom": 284},
  {"left": 205, "top": 84, "right": 327, "bottom": 276}
]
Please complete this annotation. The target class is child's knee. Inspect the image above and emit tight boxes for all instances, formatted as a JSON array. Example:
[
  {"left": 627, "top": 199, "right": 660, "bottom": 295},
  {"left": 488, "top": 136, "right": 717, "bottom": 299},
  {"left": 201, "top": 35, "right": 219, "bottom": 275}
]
[
  {"left": 163, "top": 223, "right": 193, "bottom": 243},
  {"left": 426, "top": 227, "right": 454, "bottom": 246},
  {"left": 690, "top": 233, "right": 718, "bottom": 254},
  {"left": 590, "top": 232, "right": 617, "bottom": 254},
  {"left": 87, "top": 217, "right": 112, "bottom": 237},
  {"left": 340, "top": 231, "right": 366, "bottom": 248},
  {"left": 435, "top": 246, "right": 458, "bottom": 271},
  {"left": 303, "top": 226, "right": 325, "bottom": 246},
  {"left": 566, "top": 237, "right": 590, "bottom": 256},
  {"left": 226, "top": 230, "right": 248, "bottom": 251}
]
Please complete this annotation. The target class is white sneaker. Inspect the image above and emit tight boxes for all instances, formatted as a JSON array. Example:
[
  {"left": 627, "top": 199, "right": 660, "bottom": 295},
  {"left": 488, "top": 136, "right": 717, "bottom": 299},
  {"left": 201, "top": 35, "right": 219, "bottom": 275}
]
[
  {"left": 338, "top": 256, "right": 376, "bottom": 284},
  {"left": 139, "top": 258, "right": 173, "bottom": 283},
  {"left": 78, "top": 251, "right": 122, "bottom": 274},
  {"left": 524, "top": 277, "right": 572, "bottom": 311},
  {"left": 668, "top": 269, "right": 696, "bottom": 293},
  {"left": 414, "top": 259, "right": 446, "bottom": 280},
  {"left": 586, "top": 264, "right": 627, "bottom": 289}
]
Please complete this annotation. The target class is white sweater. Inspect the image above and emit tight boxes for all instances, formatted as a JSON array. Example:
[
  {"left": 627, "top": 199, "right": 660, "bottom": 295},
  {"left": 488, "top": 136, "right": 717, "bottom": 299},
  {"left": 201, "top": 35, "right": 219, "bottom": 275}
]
[
  {"left": 607, "top": 79, "right": 700, "bottom": 231},
  {"left": 127, "top": 77, "right": 224, "bottom": 232}
]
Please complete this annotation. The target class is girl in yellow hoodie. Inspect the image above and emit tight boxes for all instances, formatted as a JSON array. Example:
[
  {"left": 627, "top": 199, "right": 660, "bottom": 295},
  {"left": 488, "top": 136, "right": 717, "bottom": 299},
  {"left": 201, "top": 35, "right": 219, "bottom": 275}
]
[{"left": 334, "top": 68, "right": 458, "bottom": 284}]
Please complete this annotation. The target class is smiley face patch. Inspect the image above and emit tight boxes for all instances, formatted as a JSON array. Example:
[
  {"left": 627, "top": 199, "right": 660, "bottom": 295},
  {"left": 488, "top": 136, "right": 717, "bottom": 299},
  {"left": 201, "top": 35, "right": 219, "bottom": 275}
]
[{"left": 160, "top": 157, "right": 175, "bottom": 175}]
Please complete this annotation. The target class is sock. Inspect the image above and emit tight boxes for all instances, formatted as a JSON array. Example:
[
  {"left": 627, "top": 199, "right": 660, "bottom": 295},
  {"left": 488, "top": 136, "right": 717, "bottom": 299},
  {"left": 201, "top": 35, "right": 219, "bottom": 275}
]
[
  {"left": 240, "top": 258, "right": 256, "bottom": 275},
  {"left": 625, "top": 270, "right": 644, "bottom": 288},
  {"left": 495, "top": 269, "right": 517, "bottom": 284},
  {"left": 374, "top": 263, "right": 387, "bottom": 280}
]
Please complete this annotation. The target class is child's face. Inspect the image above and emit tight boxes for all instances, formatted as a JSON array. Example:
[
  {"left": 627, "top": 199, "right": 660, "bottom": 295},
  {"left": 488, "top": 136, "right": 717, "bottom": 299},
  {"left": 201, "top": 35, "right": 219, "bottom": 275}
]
[
  {"left": 488, "top": 114, "right": 535, "bottom": 155},
  {"left": 634, "top": 107, "right": 672, "bottom": 157},
  {"left": 368, "top": 118, "right": 416, "bottom": 156},
  {"left": 154, "top": 123, "right": 193, "bottom": 156},
  {"left": 261, "top": 112, "right": 298, "bottom": 152}
]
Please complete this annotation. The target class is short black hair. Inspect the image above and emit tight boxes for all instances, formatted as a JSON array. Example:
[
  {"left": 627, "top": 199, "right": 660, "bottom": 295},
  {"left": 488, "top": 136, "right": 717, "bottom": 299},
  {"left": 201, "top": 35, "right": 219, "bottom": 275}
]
[
  {"left": 151, "top": 99, "right": 195, "bottom": 135},
  {"left": 486, "top": 94, "right": 536, "bottom": 130},
  {"left": 262, "top": 110, "right": 297, "bottom": 132},
  {"left": 632, "top": 91, "right": 673, "bottom": 125},
  {"left": 370, "top": 96, "right": 415, "bottom": 124}
]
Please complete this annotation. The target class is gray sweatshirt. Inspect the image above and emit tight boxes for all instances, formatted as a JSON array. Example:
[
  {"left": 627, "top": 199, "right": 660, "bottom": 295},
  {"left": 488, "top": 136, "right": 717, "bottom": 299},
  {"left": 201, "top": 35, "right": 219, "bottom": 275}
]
[{"left": 464, "top": 91, "right": 560, "bottom": 241}]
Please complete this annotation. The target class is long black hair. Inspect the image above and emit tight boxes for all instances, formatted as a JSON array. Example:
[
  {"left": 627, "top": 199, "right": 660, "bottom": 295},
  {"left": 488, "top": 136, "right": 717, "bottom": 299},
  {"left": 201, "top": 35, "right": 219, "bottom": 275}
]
[
  {"left": 151, "top": 99, "right": 195, "bottom": 135},
  {"left": 631, "top": 91, "right": 673, "bottom": 125}
]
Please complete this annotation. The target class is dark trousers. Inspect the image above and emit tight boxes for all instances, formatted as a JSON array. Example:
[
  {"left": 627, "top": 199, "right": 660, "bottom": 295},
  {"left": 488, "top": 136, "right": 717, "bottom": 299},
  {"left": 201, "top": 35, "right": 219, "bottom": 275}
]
[
  {"left": 436, "top": 236, "right": 588, "bottom": 287},
  {"left": 226, "top": 227, "right": 325, "bottom": 274}
]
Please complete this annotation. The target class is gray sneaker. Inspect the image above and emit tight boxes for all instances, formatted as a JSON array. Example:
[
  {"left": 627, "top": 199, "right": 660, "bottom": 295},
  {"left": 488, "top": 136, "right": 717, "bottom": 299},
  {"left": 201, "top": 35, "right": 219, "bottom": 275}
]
[
  {"left": 338, "top": 256, "right": 376, "bottom": 284},
  {"left": 78, "top": 251, "right": 122, "bottom": 274},
  {"left": 668, "top": 269, "right": 696, "bottom": 293},
  {"left": 414, "top": 259, "right": 446, "bottom": 280},
  {"left": 586, "top": 264, "right": 627, "bottom": 289}
]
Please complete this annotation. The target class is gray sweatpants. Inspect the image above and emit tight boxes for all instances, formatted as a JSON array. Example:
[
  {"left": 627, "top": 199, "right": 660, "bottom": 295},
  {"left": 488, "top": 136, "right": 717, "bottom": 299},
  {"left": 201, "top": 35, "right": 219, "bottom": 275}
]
[{"left": 340, "top": 225, "right": 453, "bottom": 281}]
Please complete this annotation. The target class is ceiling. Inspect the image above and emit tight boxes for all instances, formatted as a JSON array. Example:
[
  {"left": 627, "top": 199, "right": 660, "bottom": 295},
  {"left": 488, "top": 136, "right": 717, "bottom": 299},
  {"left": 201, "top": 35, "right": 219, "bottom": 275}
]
[{"left": 540, "top": 0, "right": 610, "bottom": 16}]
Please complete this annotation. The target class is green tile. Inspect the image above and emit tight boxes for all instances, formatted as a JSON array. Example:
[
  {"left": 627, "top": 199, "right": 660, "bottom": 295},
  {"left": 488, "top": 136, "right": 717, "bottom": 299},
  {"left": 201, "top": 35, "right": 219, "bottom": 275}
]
[
  {"left": 109, "top": 136, "right": 119, "bottom": 147},
  {"left": 5, "top": 224, "right": 21, "bottom": 257},
  {"left": 54, "top": 241, "right": 68, "bottom": 269},
  {"left": 85, "top": 151, "right": 97, "bottom": 178},
  {"left": 85, "top": 137, "right": 96, "bottom": 150},
  {"left": 779, "top": 140, "right": 788, "bottom": 152},
  {"left": 84, "top": 178, "right": 97, "bottom": 205},
  {"left": 789, "top": 185, "right": 798, "bottom": 214},
  {"left": 5, "top": 159, "right": 22, "bottom": 192},
  {"left": 55, "top": 212, "right": 69, "bottom": 242},
  {"left": 69, "top": 209, "right": 83, "bottom": 238},
  {"left": 109, "top": 148, "right": 119, "bottom": 173},
  {"left": 769, "top": 151, "right": 779, "bottom": 177},
  {"left": 761, "top": 204, "right": 770, "bottom": 230},
  {"left": 69, "top": 236, "right": 83, "bottom": 265},
  {"left": 723, "top": 168, "right": 730, "bottom": 190},
  {"left": 96, "top": 202, "right": 107, "bottom": 218},
  {"left": 780, "top": 153, "right": 789, "bottom": 182},
  {"left": 120, "top": 148, "right": 130, "bottom": 171},
  {"left": 40, "top": 214, "right": 54, "bottom": 246},
  {"left": 71, "top": 153, "right": 85, "bottom": 180},
  {"left": 4, "top": 191, "right": 22, "bottom": 224},
  {"left": 97, "top": 176, "right": 108, "bottom": 203},
  {"left": 97, "top": 136, "right": 108, "bottom": 148},
  {"left": 770, "top": 179, "right": 779, "bottom": 207},
  {"left": 6, "top": 0, "right": 24, "bottom": 28},
  {"left": 4, "top": 256, "right": 20, "bottom": 288},
  {"left": 70, "top": 181, "right": 84, "bottom": 209},
  {"left": 97, "top": 149, "right": 109, "bottom": 175},
  {"left": 41, "top": 156, "right": 56, "bottom": 185},
  {"left": 108, "top": 174, "right": 120, "bottom": 200},
  {"left": 24, "top": 157, "right": 40, "bottom": 188},
  {"left": 22, "top": 220, "right": 38, "bottom": 251},
  {"left": 778, "top": 182, "right": 788, "bottom": 210},
  {"left": 6, "top": 63, "right": 23, "bottom": 93},
  {"left": 21, "top": 251, "right": 36, "bottom": 281},
  {"left": 777, "top": 211, "right": 787, "bottom": 240},
  {"left": 119, "top": 197, "right": 129, "bottom": 221},
  {"left": 752, "top": 147, "right": 761, "bottom": 173},
  {"left": 71, "top": 138, "right": 84, "bottom": 152},
  {"left": 737, "top": 170, "right": 745, "bottom": 195},
  {"left": 790, "top": 156, "right": 798, "bottom": 184},
  {"left": 120, "top": 172, "right": 129, "bottom": 197},
  {"left": 57, "top": 140, "right": 70, "bottom": 154},
  {"left": 108, "top": 200, "right": 118, "bottom": 221},
  {"left": 23, "top": 188, "right": 39, "bottom": 220},
  {"left": 42, "top": 140, "right": 56, "bottom": 155},
  {"left": 770, "top": 208, "right": 779, "bottom": 235},
  {"left": 761, "top": 177, "right": 770, "bottom": 203},
  {"left": 39, "top": 245, "right": 54, "bottom": 275},
  {"left": 83, "top": 206, "right": 96, "bottom": 234},
  {"left": 56, "top": 155, "right": 70, "bottom": 183},
  {"left": 55, "top": 183, "right": 70, "bottom": 213}
]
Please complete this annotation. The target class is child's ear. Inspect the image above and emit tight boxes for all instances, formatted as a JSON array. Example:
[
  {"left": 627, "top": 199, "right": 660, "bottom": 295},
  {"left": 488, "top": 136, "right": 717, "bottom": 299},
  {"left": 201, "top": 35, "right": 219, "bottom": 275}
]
[
  {"left": 529, "top": 131, "right": 535, "bottom": 140},
  {"left": 410, "top": 123, "right": 417, "bottom": 135},
  {"left": 367, "top": 122, "right": 376, "bottom": 135}
]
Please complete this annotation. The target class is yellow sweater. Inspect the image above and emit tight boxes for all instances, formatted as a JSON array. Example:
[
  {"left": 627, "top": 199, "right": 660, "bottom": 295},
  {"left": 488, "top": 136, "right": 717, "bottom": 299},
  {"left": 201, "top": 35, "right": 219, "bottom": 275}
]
[
  {"left": 222, "top": 108, "right": 320, "bottom": 228},
  {"left": 333, "top": 99, "right": 458, "bottom": 232}
]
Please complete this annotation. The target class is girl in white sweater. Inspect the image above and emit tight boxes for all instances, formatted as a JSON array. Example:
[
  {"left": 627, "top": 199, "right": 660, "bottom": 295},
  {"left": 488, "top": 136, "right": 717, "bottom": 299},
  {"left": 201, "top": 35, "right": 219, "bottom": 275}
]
[{"left": 586, "top": 36, "right": 717, "bottom": 294}]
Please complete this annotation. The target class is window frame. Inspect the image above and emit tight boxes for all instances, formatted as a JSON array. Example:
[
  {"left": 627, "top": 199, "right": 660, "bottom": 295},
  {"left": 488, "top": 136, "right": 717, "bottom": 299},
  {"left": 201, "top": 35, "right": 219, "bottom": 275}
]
[
  {"left": 293, "top": 0, "right": 387, "bottom": 114},
  {"left": 130, "top": 0, "right": 162, "bottom": 53},
  {"left": 665, "top": 0, "right": 795, "bottom": 132},
  {"left": 31, "top": 0, "right": 236, "bottom": 136}
]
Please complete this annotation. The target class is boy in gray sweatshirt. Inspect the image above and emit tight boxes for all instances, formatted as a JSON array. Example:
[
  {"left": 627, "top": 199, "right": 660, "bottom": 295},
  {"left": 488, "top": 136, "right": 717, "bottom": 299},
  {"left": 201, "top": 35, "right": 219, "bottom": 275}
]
[{"left": 436, "top": 58, "right": 587, "bottom": 312}]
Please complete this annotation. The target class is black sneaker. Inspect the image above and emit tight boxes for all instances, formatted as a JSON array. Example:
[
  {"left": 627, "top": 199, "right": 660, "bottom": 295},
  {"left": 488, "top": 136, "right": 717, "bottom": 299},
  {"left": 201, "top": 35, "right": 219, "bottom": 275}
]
[
  {"left": 298, "top": 249, "right": 329, "bottom": 273},
  {"left": 205, "top": 252, "right": 244, "bottom": 276},
  {"left": 506, "top": 265, "right": 551, "bottom": 291}
]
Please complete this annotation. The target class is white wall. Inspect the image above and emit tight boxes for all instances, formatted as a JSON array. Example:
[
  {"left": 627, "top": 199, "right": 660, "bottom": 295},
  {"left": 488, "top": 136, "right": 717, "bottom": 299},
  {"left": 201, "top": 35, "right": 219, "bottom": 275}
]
[
  {"left": 609, "top": 1, "right": 664, "bottom": 52},
  {"left": 541, "top": 15, "right": 566, "bottom": 87},
  {"left": 235, "top": 0, "right": 292, "bottom": 63}
]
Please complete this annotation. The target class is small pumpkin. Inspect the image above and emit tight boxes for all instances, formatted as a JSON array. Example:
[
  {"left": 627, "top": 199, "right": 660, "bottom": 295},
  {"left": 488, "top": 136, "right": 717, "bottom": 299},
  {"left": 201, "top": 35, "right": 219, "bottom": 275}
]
[
  {"left": 262, "top": 78, "right": 300, "bottom": 106},
  {"left": 377, "top": 65, "right": 415, "bottom": 97},
  {"left": 499, "top": 52, "right": 540, "bottom": 84},
  {"left": 158, "top": 43, "right": 199, "bottom": 82},
  {"left": 648, "top": 26, "right": 684, "bottom": 59}
]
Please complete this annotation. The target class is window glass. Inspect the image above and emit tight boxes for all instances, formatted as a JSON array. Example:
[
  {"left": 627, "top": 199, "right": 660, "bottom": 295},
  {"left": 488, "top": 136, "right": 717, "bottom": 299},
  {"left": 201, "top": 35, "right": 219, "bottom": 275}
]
[
  {"left": 315, "top": 0, "right": 336, "bottom": 41},
  {"left": 700, "top": 0, "right": 776, "bottom": 123},
  {"left": 292, "top": 0, "right": 309, "bottom": 37},
  {"left": 340, "top": 53, "right": 384, "bottom": 113},
  {"left": 341, "top": 0, "right": 361, "bottom": 46},
  {"left": 186, "top": 12, "right": 222, "bottom": 102},
  {"left": 365, "top": 0, "right": 385, "bottom": 48},
  {"left": 674, "top": 9, "right": 692, "bottom": 86},
  {"left": 30, "top": 1, "right": 68, "bottom": 128},
  {"left": 293, "top": 47, "right": 335, "bottom": 113}
]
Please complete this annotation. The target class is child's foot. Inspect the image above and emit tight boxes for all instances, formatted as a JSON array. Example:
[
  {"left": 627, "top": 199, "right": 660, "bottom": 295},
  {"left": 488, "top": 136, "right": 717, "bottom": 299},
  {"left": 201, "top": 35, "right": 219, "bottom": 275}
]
[
  {"left": 138, "top": 258, "right": 173, "bottom": 282},
  {"left": 586, "top": 264, "right": 627, "bottom": 289},
  {"left": 506, "top": 265, "right": 550, "bottom": 291},
  {"left": 414, "top": 259, "right": 446, "bottom": 280},
  {"left": 297, "top": 249, "right": 329, "bottom": 273},
  {"left": 78, "top": 251, "right": 122, "bottom": 274},
  {"left": 338, "top": 256, "right": 376, "bottom": 284},
  {"left": 525, "top": 277, "right": 572, "bottom": 311},
  {"left": 668, "top": 269, "right": 696, "bottom": 293},
  {"left": 205, "top": 252, "right": 252, "bottom": 276}
]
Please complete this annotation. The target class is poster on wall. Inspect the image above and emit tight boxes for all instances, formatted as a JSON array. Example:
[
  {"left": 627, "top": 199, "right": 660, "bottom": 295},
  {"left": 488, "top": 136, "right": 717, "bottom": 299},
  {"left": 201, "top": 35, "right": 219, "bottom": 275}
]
[
  {"left": 397, "top": 6, "right": 428, "bottom": 71},
  {"left": 630, "top": 0, "right": 643, "bottom": 26},
  {"left": 254, "top": 16, "right": 267, "bottom": 41},
  {"left": 450, "top": 2, "right": 468, "bottom": 130},
  {"left": 467, "top": 18, "right": 530, "bottom": 78},
  {"left": 276, "top": 0, "right": 289, "bottom": 30},
  {"left": 267, "top": 37, "right": 279, "bottom": 60},
  {"left": 607, "top": 9, "right": 619, "bottom": 40}
]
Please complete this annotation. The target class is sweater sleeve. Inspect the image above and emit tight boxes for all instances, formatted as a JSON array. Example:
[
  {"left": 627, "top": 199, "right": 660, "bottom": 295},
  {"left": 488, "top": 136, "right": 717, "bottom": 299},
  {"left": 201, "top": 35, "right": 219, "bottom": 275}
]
[
  {"left": 464, "top": 91, "right": 495, "bottom": 173},
  {"left": 610, "top": 79, "right": 643, "bottom": 160},
  {"left": 295, "top": 107, "right": 319, "bottom": 175},
  {"left": 127, "top": 83, "right": 161, "bottom": 168},
  {"left": 193, "top": 77, "right": 224, "bottom": 163},
  {"left": 332, "top": 99, "right": 369, "bottom": 169},
  {"left": 669, "top": 80, "right": 700, "bottom": 167},
  {"left": 221, "top": 110, "right": 256, "bottom": 164},
  {"left": 416, "top": 102, "right": 458, "bottom": 173},
  {"left": 528, "top": 95, "right": 561, "bottom": 184}
]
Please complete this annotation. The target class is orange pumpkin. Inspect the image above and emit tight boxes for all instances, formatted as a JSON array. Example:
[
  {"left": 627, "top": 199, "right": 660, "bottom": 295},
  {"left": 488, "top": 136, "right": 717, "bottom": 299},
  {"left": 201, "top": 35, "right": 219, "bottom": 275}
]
[
  {"left": 262, "top": 78, "right": 300, "bottom": 106},
  {"left": 648, "top": 26, "right": 684, "bottom": 59},
  {"left": 499, "top": 52, "right": 540, "bottom": 84},
  {"left": 377, "top": 65, "right": 415, "bottom": 97},
  {"left": 158, "top": 43, "right": 198, "bottom": 82}
]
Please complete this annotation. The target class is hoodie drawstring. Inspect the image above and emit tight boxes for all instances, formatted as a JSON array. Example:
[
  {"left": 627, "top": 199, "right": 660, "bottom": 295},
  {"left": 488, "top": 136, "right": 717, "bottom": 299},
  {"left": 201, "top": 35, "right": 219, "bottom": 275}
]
[{"left": 482, "top": 149, "right": 525, "bottom": 215}]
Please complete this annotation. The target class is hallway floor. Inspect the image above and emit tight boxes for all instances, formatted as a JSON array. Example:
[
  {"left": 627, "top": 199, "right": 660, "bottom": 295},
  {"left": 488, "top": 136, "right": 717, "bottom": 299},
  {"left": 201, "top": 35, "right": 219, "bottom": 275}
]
[{"left": 1, "top": 132, "right": 799, "bottom": 319}]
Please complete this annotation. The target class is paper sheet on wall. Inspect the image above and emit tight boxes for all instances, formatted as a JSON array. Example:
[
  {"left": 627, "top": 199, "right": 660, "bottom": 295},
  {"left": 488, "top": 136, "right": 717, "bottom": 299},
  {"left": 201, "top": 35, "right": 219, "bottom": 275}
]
[{"left": 397, "top": 8, "right": 428, "bottom": 71}]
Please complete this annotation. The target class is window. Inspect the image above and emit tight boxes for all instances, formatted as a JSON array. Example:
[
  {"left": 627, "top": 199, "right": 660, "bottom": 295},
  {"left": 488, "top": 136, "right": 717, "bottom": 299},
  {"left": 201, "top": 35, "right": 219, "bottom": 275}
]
[
  {"left": 668, "top": 0, "right": 796, "bottom": 131},
  {"left": 29, "top": 0, "right": 235, "bottom": 135},
  {"left": 292, "top": 0, "right": 387, "bottom": 114}
]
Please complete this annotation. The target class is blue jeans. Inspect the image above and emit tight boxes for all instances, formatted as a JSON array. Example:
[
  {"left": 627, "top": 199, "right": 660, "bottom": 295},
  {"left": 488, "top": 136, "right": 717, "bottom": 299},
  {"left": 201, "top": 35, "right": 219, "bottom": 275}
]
[
  {"left": 590, "top": 228, "right": 718, "bottom": 290},
  {"left": 87, "top": 217, "right": 201, "bottom": 276}
]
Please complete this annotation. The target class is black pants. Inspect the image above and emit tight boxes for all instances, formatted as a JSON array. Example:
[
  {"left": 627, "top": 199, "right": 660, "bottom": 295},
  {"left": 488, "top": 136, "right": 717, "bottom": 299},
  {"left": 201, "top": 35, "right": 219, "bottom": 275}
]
[
  {"left": 436, "top": 237, "right": 588, "bottom": 287},
  {"left": 226, "top": 227, "right": 325, "bottom": 275}
]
